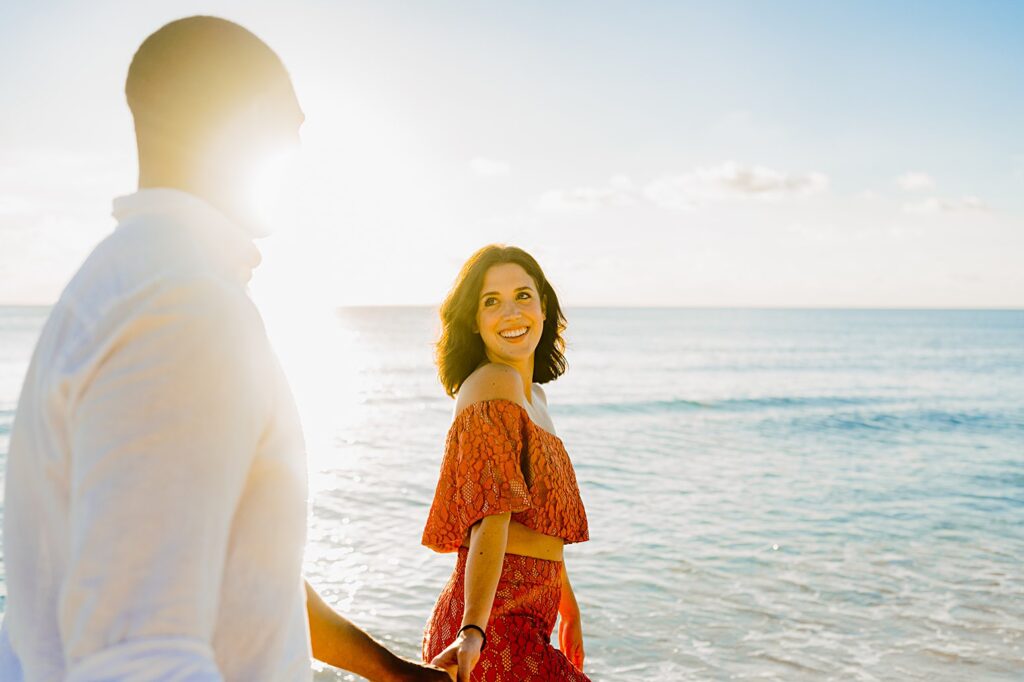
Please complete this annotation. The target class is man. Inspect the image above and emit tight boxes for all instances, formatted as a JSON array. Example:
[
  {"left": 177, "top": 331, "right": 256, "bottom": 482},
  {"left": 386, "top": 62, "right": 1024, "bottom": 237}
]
[{"left": 0, "top": 16, "right": 449, "bottom": 681}]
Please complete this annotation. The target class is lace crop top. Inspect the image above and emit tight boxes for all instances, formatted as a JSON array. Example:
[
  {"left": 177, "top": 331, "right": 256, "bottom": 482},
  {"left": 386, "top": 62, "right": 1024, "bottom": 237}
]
[{"left": 422, "top": 399, "right": 589, "bottom": 553}]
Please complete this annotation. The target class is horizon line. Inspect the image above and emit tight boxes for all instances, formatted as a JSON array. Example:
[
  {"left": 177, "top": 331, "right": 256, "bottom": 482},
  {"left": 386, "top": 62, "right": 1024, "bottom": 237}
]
[{"left": 2, "top": 303, "right": 1022, "bottom": 312}]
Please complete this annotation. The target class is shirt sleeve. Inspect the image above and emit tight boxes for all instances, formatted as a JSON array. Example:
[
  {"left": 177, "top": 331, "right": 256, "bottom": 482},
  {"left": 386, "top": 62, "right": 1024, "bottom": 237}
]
[
  {"left": 59, "top": 278, "right": 271, "bottom": 680},
  {"left": 421, "top": 400, "right": 533, "bottom": 553}
]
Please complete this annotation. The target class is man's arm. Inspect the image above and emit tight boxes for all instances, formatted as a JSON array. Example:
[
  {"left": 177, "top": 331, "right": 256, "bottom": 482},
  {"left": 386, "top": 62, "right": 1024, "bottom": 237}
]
[
  {"left": 61, "top": 281, "right": 267, "bottom": 680},
  {"left": 305, "top": 581, "right": 452, "bottom": 681}
]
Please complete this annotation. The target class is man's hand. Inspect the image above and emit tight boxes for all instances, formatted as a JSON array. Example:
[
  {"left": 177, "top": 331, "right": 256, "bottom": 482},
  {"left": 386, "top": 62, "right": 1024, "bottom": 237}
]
[
  {"left": 429, "top": 629, "right": 482, "bottom": 682},
  {"left": 389, "top": 657, "right": 455, "bottom": 682}
]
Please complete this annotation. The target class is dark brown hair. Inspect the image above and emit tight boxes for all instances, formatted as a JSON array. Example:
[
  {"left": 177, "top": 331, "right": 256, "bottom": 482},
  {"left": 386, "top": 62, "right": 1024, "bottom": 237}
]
[{"left": 437, "top": 245, "right": 567, "bottom": 397}]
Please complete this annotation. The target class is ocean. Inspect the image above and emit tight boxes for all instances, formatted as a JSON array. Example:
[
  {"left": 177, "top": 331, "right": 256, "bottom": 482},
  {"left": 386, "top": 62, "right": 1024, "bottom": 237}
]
[{"left": 1, "top": 306, "right": 1022, "bottom": 681}]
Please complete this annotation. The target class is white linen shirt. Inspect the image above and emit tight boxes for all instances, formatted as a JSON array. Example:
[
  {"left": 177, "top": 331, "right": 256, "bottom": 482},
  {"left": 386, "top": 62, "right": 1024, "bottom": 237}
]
[{"left": 0, "top": 189, "right": 312, "bottom": 681}]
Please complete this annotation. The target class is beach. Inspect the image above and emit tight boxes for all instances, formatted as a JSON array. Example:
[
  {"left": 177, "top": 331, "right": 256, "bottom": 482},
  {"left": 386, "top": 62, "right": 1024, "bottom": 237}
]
[{"left": 1, "top": 306, "right": 1022, "bottom": 680}]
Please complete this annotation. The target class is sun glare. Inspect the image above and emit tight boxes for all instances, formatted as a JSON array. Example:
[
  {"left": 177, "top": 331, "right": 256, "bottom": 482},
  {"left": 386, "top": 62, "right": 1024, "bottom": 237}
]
[
  {"left": 257, "top": 294, "right": 368, "bottom": 473},
  {"left": 248, "top": 144, "right": 301, "bottom": 229}
]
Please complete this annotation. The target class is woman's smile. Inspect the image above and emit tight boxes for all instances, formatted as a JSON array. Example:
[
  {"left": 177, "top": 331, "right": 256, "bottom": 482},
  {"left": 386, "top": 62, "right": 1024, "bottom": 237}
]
[
  {"left": 474, "top": 262, "right": 547, "bottom": 371},
  {"left": 498, "top": 326, "right": 530, "bottom": 341}
]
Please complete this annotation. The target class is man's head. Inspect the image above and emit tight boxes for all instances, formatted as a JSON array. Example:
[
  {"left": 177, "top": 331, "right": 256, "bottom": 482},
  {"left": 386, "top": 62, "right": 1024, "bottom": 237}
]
[{"left": 127, "top": 16, "right": 304, "bottom": 229}]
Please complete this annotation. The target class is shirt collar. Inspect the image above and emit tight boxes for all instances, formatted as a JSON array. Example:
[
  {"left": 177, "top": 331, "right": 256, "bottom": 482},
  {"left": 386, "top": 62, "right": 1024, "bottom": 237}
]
[{"left": 112, "top": 188, "right": 262, "bottom": 283}]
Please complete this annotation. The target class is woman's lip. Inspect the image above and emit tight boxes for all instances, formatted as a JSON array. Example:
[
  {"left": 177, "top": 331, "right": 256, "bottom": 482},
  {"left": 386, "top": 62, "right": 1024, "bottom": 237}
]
[{"left": 498, "top": 326, "right": 529, "bottom": 339}]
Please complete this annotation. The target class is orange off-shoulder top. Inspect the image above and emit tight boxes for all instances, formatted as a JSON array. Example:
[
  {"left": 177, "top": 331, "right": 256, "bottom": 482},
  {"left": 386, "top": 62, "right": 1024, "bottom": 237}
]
[{"left": 422, "top": 399, "right": 589, "bottom": 553}]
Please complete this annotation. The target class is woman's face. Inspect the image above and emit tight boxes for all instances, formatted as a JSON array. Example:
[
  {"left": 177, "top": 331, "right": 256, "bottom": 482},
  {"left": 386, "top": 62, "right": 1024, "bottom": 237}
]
[{"left": 475, "top": 263, "right": 546, "bottom": 368}]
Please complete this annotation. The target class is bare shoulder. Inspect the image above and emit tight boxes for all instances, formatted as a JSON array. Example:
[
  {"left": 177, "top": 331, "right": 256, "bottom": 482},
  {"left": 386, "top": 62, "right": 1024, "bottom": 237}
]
[{"left": 454, "top": 363, "right": 526, "bottom": 416}]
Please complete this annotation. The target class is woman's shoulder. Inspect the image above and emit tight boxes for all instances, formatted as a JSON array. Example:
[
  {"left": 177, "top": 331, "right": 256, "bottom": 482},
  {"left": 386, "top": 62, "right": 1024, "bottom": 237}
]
[{"left": 453, "top": 363, "right": 527, "bottom": 420}]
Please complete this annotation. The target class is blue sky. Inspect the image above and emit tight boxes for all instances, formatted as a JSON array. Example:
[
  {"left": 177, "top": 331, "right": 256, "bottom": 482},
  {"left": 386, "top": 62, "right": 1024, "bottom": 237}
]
[{"left": 1, "top": 1, "right": 1022, "bottom": 307}]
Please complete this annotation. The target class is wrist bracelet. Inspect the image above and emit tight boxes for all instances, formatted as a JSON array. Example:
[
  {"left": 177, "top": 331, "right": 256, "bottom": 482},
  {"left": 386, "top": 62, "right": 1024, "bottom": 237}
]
[{"left": 458, "top": 624, "right": 487, "bottom": 651}]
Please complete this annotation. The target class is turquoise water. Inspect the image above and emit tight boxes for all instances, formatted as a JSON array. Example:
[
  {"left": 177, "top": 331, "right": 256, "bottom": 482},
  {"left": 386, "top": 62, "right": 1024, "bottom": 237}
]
[{"left": 2, "top": 307, "right": 1023, "bottom": 680}]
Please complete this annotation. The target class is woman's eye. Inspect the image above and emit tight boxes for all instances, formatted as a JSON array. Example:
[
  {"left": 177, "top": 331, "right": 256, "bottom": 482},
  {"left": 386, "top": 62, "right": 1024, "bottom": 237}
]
[
  {"left": 483, "top": 297, "right": 498, "bottom": 306},
  {"left": 516, "top": 292, "right": 531, "bottom": 300}
]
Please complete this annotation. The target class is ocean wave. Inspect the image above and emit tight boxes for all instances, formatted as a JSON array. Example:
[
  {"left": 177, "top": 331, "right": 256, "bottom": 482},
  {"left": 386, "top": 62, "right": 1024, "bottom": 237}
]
[
  {"left": 796, "top": 408, "right": 1024, "bottom": 435},
  {"left": 553, "top": 395, "right": 883, "bottom": 417},
  {"left": 553, "top": 398, "right": 707, "bottom": 416},
  {"left": 554, "top": 398, "right": 1024, "bottom": 438},
  {"left": 716, "top": 395, "right": 885, "bottom": 410}
]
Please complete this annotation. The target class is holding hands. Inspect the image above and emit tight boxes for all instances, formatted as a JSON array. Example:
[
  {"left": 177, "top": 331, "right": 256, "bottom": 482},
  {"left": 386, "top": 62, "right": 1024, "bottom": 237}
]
[
  {"left": 388, "top": 658, "right": 455, "bottom": 682},
  {"left": 430, "top": 625, "right": 484, "bottom": 682}
]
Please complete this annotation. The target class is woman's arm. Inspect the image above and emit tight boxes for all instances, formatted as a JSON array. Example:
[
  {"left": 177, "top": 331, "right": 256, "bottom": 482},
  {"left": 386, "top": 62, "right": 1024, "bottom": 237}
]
[
  {"left": 305, "top": 580, "right": 452, "bottom": 681},
  {"left": 557, "top": 562, "right": 585, "bottom": 671},
  {"left": 430, "top": 512, "right": 511, "bottom": 682}
]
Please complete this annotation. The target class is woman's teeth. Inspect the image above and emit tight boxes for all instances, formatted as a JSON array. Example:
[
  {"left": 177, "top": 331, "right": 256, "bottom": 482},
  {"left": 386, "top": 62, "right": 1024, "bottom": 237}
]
[{"left": 499, "top": 327, "right": 529, "bottom": 339}]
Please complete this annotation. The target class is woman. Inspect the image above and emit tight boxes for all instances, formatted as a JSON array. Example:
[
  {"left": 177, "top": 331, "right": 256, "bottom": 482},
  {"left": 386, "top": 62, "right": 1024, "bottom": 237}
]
[{"left": 421, "top": 245, "right": 590, "bottom": 681}]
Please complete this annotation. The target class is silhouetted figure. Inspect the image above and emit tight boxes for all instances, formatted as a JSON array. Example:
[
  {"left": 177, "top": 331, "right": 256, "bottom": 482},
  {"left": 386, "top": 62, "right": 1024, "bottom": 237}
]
[{"left": 0, "top": 16, "right": 449, "bottom": 681}]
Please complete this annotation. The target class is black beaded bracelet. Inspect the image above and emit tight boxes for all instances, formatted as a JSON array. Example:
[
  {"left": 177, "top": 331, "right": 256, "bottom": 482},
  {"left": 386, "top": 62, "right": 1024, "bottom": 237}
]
[{"left": 458, "top": 624, "right": 487, "bottom": 651}]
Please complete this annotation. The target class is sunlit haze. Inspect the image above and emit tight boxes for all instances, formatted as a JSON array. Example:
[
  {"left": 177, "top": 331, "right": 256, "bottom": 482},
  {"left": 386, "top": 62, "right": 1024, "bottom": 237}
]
[{"left": 2, "top": 1, "right": 1023, "bottom": 309}]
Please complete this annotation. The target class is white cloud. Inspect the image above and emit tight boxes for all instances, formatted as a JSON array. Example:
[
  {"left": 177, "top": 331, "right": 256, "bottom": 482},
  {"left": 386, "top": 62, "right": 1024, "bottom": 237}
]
[
  {"left": 902, "top": 196, "right": 990, "bottom": 214},
  {"left": 786, "top": 222, "right": 840, "bottom": 242},
  {"left": 642, "top": 177, "right": 695, "bottom": 211},
  {"left": 644, "top": 161, "right": 828, "bottom": 210},
  {"left": 469, "top": 157, "right": 511, "bottom": 176},
  {"left": 887, "top": 225, "right": 927, "bottom": 239},
  {"left": 896, "top": 172, "right": 935, "bottom": 192},
  {"left": 0, "top": 148, "right": 133, "bottom": 302},
  {"left": 0, "top": 195, "right": 36, "bottom": 216},
  {"left": 536, "top": 164, "right": 829, "bottom": 213},
  {"left": 535, "top": 175, "right": 636, "bottom": 212}
]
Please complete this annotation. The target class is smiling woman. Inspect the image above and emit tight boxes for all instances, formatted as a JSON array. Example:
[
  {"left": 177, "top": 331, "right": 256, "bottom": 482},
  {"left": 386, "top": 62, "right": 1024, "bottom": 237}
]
[
  {"left": 421, "top": 245, "right": 590, "bottom": 681},
  {"left": 435, "top": 245, "right": 567, "bottom": 399}
]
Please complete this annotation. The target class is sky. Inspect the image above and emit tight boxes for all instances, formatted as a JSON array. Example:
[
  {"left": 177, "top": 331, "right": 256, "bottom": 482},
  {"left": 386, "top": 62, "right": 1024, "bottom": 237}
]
[{"left": 1, "top": 0, "right": 1023, "bottom": 308}]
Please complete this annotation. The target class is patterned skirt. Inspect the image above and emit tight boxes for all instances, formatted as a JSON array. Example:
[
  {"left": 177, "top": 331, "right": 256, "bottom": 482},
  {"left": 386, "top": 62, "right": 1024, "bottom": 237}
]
[{"left": 422, "top": 548, "right": 590, "bottom": 681}]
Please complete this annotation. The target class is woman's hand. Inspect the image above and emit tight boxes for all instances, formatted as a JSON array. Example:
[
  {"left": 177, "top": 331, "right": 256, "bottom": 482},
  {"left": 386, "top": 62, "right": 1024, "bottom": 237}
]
[
  {"left": 557, "top": 561, "right": 585, "bottom": 670},
  {"left": 435, "top": 512, "right": 509, "bottom": 681},
  {"left": 558, "top": 609, "right": 585, "bottom": 671},
  {"left": 430, "top": 629, "right": 483, "bottom": 682}
]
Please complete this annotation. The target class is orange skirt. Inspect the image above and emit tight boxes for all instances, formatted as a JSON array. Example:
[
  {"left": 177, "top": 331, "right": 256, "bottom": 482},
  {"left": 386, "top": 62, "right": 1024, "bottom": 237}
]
[{"left": 422, "top": 548, "right": 590, "bottom": 681}]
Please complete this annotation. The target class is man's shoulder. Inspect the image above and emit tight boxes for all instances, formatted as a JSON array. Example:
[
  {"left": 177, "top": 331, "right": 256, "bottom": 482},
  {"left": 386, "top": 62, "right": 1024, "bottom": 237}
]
[
  {"left": 65, "top": 221, "right": 253, "bottom": 323},
  {"left": 89, "top": 216, "right": 221, "bottom": 286}
]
